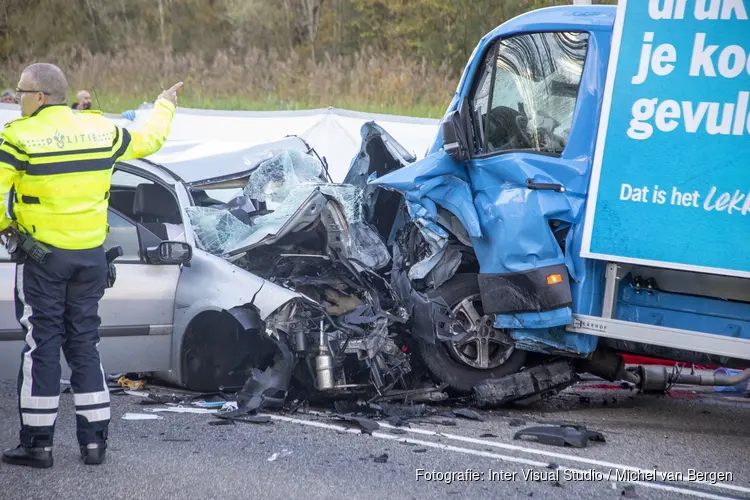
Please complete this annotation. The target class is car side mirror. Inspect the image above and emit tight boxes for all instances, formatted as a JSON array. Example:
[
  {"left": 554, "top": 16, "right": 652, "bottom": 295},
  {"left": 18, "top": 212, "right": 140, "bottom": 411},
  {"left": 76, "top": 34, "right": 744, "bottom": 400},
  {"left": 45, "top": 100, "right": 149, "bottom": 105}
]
[
  {"left": 441, "top": 110, "right": 470, "bottom": 163},
  {"left": 146, "top": 241, "right": 192, "bottom": 265}
]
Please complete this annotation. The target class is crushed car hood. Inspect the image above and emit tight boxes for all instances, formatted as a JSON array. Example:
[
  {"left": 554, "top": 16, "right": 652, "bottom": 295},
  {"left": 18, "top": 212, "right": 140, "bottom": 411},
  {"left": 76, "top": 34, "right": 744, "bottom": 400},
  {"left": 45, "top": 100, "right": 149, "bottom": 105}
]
[{"left": 183, "top": 136, "right": 393, "bottom": 270}]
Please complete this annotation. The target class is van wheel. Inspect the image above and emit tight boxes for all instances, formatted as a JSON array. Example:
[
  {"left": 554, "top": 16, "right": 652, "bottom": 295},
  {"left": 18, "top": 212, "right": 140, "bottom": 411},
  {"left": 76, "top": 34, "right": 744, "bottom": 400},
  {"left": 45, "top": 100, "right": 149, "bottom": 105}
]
[{"left": 416, "top": 273, "right": 526, "bottom": 393}]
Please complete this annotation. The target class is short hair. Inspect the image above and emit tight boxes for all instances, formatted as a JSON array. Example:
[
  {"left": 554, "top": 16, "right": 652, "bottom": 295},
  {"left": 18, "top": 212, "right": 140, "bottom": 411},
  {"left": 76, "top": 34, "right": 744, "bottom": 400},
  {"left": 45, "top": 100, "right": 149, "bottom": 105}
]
[
  {"left": 22, "top": 63, "right": 68, "bottom": 104},
  {"left": 1, "top": 89, "right": 13, "bottom": 98}
]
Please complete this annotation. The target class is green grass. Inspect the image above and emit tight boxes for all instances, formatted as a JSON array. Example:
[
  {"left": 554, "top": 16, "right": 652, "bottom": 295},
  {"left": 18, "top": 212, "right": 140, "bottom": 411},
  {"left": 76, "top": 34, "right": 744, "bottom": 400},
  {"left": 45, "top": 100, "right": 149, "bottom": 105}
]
[{"left": 3, "top": 46, "right": 457, "bottom": 119}]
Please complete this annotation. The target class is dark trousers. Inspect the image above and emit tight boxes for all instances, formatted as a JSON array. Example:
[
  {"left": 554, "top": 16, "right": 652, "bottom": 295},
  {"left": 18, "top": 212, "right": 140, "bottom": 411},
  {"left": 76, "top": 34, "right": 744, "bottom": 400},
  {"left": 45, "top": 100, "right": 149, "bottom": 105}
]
[{"left": 15, "top": 244, "right": 110, "bottom": 448}]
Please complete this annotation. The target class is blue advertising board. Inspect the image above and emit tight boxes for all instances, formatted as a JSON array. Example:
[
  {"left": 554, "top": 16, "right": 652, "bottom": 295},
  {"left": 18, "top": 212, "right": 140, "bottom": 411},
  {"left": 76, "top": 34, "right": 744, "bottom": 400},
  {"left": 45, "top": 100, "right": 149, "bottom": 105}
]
[{"left": 581, "top": 0, "right": 750, "bottom": 277}]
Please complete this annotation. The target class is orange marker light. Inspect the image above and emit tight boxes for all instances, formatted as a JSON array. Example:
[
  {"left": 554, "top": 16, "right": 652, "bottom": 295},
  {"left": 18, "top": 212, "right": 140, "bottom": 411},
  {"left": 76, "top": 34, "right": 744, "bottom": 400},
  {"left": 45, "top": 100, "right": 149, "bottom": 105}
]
[{"left": 546, "top": 273, "right": 563, "bottom": 285}]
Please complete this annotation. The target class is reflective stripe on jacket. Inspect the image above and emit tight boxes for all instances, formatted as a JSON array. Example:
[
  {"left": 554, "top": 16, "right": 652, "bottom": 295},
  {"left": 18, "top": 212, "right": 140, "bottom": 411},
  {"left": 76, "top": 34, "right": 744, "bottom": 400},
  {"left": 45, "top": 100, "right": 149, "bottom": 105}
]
[{"left": 0, "top": 98, "right": 175, "bottom": 249}]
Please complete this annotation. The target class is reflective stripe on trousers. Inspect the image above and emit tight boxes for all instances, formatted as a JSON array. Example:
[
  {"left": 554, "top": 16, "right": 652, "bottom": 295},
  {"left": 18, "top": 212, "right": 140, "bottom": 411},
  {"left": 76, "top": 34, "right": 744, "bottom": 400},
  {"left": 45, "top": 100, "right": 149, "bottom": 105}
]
[{"left": 16, "top": 263, "right": 60, "bottom": 429}]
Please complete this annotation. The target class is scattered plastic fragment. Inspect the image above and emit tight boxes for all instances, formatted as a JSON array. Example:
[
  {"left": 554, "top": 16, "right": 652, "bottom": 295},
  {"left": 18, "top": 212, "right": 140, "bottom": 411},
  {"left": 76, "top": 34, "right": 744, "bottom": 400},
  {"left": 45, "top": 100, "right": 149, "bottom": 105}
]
[
  {"left": 389, "top": 429, "right": 407, "bottom": 435},
  {"left": 453, "top": 408, "right": 485, "bottom": 421},
  {"left": 480, "top": 433, "right": 497, "bottom": 438},
  {"left": 194, "top": 401, "right": 228, "bottom": 409},
  {"left": 413, "top": 448, "right": 427, "bottom": 453},
  {"left": 122, "top": 413, "right": 164, "bottom": 421},
  {"left": 124, "top": 390, "right": 150, "bottom": 398},
  {"left": 117, "top": 376, "right": 145, "bottom": 391},
  {"left": 514, "top": 424, "right": 605, "bottom": 448},
  {"left": 221, "top": 401, "right": 239, "bottom": 412},
  {"left": 215, "top": 414, "right": 272, "bottom": 425},
  {"left": 373, "top": 453, "right": 389, "bottom": 463},
  {"left": 143, "top": 407, "right": 218, "bottom": 415},
  {"left": 621, "top": 485, "right": 639, "bottom": 498},
  {"left": 143, "top": 396, "right": 184, "bottom": 405},
  {"left": 332, "top": 414, "right": 380, "bottom": 434},
  {"left": 268, "top": 449, "right": 293, "bottom": 462}
]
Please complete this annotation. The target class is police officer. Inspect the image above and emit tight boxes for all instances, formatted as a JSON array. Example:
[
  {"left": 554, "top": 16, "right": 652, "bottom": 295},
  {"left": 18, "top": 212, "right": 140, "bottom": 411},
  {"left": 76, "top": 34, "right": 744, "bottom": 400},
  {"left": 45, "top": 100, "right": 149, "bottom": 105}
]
[{"left": 0, "top": 63, "right": 182, "bottom": 468}]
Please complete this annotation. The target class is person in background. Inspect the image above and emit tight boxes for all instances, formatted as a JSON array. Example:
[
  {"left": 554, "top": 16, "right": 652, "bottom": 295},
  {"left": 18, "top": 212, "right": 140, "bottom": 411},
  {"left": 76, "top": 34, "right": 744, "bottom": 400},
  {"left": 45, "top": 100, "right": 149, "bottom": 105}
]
[
  {"left": 71, "top": 90, "right": 92, "bottom": 110},
  {"left": 1, "top": 89, "right": 16, "bottom": 104}
]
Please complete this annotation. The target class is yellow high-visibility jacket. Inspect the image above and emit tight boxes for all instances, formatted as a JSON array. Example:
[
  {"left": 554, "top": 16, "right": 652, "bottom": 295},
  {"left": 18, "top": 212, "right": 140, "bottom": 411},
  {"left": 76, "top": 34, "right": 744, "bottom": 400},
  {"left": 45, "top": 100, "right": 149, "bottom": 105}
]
[{"left": 0, "top": 98, "right": 175, "bottom": 250}]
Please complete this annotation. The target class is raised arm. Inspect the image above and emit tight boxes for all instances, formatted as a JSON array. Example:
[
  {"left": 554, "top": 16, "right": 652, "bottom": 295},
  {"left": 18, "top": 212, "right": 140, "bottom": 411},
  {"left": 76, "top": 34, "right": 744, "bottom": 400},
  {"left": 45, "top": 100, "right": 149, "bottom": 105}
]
[{"left": 116, "top": 82, "right": 183, "bottom": 161}]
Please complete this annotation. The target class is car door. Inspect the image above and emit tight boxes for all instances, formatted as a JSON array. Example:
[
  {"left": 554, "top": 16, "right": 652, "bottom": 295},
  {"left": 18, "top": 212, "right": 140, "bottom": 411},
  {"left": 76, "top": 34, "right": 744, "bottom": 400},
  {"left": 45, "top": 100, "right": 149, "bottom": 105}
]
[
  {"left": 96, "top": 207, "right": 180, "bottom": 374},
  {"left": 0, "top": 176, "right": 181, "bottom": 379}
]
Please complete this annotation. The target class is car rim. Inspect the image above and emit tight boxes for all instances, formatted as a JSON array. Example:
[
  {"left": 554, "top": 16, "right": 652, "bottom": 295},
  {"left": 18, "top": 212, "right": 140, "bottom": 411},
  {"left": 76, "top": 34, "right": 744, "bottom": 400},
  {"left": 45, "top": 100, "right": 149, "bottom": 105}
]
[{"left": 446, "top": 294, "right": 514, "bottom": 370}]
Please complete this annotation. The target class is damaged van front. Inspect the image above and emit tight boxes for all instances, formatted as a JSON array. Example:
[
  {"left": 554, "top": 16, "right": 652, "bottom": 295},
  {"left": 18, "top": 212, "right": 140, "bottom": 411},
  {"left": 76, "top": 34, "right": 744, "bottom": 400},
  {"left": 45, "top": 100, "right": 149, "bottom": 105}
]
[
  {"left": 364, "top": 8, "right": 614, "bottom": 397},
  {"left": 366, "top": 4, "right": 750, "bottom": 402}
]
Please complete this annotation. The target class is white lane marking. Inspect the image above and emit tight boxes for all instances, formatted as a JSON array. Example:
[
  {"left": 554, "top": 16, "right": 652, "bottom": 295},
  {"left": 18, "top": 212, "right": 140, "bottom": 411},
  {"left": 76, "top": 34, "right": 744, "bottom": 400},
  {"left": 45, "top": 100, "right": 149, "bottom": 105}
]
[
  {"left": 263, "top": 414, "right": 739, "bottom": 500},
  {"left": 373, "top": 421, "right": 750, "bottom": 497},
  {"left": 302, "top": 409, "right": 749, "bottom": 497}
]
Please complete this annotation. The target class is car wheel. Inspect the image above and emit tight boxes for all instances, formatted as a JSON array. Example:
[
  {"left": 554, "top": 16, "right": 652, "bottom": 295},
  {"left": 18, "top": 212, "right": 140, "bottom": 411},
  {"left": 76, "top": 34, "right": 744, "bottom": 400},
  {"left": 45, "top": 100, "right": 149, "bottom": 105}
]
[{"left": 416, "top": 273, "right": 526, "bottom": 393}]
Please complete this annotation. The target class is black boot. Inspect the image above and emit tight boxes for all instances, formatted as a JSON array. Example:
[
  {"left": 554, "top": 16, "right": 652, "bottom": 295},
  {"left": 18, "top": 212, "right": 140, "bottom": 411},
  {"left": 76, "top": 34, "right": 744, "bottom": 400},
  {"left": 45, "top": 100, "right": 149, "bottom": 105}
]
[
  {"left": 2, "top": 444, "right": 53, "bottom": 469},
  {"left": 80, "top": 443, "right": 106, "bottom": 465}
]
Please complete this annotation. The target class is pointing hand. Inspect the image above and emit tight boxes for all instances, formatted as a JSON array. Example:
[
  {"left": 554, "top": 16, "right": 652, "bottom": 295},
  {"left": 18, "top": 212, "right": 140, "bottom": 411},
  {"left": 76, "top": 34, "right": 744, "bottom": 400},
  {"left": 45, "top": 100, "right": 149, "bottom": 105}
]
[{"left": 158, "top": 82, "right": 184, "bottom": 106}]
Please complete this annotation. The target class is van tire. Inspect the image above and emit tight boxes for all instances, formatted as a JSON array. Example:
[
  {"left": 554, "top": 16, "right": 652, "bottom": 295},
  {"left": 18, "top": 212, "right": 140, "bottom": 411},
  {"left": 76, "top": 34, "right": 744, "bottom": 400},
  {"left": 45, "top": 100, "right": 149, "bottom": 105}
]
[{"left": 415, "top": 274, "right": 526, "bottom": 393}]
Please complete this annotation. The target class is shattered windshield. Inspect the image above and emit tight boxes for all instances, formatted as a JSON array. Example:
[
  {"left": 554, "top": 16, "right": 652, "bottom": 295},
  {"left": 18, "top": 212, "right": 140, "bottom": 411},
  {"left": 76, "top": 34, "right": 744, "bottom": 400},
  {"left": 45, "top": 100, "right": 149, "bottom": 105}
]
[{"left": 185, "top": 148, "right": 389, "bottom": 270}]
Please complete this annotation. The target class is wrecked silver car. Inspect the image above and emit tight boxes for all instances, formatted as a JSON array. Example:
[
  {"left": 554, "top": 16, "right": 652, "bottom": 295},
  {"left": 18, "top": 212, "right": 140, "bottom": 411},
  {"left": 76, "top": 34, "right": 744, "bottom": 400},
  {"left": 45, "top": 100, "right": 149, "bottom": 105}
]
[
  {"left": 181, "top": 138, "right": 420, "bottom": 409},
  {"left": 0, "top": 136, "right": 403, "bottom": 410}
]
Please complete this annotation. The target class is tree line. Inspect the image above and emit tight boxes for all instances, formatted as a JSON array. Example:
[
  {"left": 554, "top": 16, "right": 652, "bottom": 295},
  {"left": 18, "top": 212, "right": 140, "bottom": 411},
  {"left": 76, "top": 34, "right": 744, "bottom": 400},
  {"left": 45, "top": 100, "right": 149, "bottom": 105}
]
[{"left": 0, "top": 0, "right": 615, "bottom": 116}]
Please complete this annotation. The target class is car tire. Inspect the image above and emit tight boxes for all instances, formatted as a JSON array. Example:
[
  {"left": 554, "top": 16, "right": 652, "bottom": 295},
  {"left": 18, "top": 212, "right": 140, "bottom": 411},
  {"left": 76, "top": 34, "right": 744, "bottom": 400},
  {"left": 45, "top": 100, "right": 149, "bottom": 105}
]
[{"left": 415, "top": 273, "right": 527, "bottom": 393}]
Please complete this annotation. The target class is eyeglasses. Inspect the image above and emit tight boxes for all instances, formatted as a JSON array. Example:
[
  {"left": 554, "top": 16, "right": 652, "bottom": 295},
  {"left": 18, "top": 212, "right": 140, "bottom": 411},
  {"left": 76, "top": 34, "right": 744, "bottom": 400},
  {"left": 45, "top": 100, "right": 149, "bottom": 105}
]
[{"left": 15, "top": 88, "right": 51, "bottom": 97}]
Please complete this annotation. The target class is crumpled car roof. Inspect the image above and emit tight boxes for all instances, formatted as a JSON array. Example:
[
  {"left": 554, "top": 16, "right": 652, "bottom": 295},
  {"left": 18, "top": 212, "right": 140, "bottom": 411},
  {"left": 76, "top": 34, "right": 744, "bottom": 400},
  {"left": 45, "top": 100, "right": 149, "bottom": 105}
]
[{"left": 148, "top": 136, "right": 320, "bottom": 183}]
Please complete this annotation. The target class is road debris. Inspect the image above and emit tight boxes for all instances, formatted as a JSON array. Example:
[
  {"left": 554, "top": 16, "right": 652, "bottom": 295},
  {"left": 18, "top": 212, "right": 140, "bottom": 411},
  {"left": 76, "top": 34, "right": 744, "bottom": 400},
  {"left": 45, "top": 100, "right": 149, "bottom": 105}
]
[
  {"left": 621, "top": 484, "right": 639, "bottom": 498},
  {"left": 513, "top": 424, "right": 605, "bottom": 448},
  {"left": 122, "top": 413, "right": 164, "bottom": 421},
  {"left": 331, "top": 415, "right": 380, "bottom": 434},
  {"left": 437, "top": 420, "right": 458, "bottom": 427},
  {"left": 472, "top": 361, "right": 578, "bottom": 408},
  {"left": 452, "top": 408, "right": 485, "bottom": 421},
  {"left": 215, "top": 413, "right": 272, "bottom": 425},
  {"left": 373, "top": 453, "right": 389, "bottom": 463},
  {"left": 117, "top": 376, "right": 146, "bottom": 391},
  {"left": 143, "top": 407, "right": 218, "bottom": 415},
  {"left": 268, "top": 449, "right": 293, "bottom": 462}
]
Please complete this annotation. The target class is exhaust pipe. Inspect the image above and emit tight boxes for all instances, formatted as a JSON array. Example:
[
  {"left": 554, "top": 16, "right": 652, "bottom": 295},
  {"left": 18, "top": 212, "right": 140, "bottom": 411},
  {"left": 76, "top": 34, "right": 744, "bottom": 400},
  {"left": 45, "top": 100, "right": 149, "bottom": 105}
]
[
  {"left": 673, "top": 368, "right": 750, "bottom": 388},
  {"left": 635, "top": 365, "right": 750, "bottom": 392}
]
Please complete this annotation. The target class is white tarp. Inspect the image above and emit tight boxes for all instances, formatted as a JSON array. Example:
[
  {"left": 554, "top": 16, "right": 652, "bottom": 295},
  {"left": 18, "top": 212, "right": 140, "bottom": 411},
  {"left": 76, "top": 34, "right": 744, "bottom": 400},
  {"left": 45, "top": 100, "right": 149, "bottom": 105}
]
[{"left": 1, "top": 103, "right": 440, "bottom": 182}]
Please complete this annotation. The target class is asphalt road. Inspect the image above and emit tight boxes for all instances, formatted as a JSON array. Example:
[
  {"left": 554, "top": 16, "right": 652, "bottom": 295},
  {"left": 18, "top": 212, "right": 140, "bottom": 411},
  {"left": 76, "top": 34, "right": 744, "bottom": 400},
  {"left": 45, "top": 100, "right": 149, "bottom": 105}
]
[{"left": 0, "top": 378, "right": 749, "bottom": 500}]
